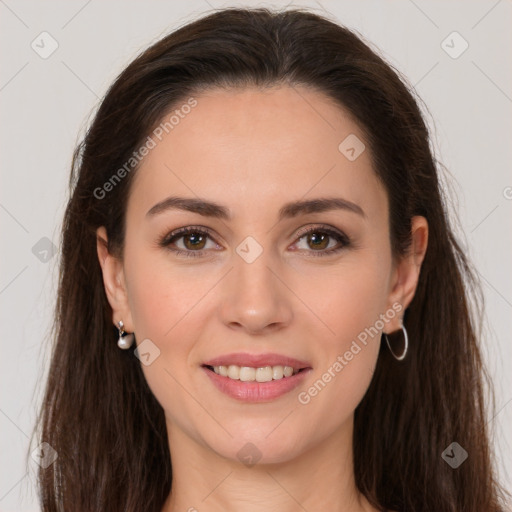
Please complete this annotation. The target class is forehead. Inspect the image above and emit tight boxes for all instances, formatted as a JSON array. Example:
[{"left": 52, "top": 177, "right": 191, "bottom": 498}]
[{"left": 127, "top": 85, "right": 386, "bottom": 223}]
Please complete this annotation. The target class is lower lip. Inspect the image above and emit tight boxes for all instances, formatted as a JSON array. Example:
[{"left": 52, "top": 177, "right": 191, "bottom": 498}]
[{"left": 202, "top": 366, "right": 312, "bottom": 403}]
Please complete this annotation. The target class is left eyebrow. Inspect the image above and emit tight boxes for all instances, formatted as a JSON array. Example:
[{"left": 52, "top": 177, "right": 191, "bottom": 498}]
[
  {"left": 278, "top": 197, "right": 366, "bottom": 220},
  {"left": 146, "top": 196, "right": 366, "bottom": 220}
]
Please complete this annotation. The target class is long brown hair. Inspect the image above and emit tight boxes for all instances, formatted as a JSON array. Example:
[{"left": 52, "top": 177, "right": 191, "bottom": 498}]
[{"left": 32, "top": 7, "right": 507, "bottom": 511}]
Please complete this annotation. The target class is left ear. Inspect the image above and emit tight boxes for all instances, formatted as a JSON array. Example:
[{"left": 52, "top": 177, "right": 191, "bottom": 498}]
[{"left": 385, "top": 216, "right": 428, "bottom": 333}]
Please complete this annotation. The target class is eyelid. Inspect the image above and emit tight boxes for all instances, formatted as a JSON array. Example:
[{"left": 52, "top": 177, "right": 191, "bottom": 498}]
[
  {"left": 293, "top": 223, "right": 346, "bottom": 241},
  {"left": 160, "top": 225, "right": 218, "bottom": 245},
  {"left": 159, "top": 225, "right": 222, "bottom": 257},
  {"left": 290, "top": 224, "right": 350, "bottom": 255}
]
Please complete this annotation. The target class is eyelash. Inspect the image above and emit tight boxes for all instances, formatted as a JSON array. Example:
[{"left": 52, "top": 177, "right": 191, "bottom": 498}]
[{"left": 158, "top": 225, "right": 350, "bottom": 259}]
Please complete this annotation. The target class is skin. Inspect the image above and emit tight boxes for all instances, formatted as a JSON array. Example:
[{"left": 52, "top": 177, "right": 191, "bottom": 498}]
[{"left": 97, "top": 85, "right": 428, "bottom": 512}]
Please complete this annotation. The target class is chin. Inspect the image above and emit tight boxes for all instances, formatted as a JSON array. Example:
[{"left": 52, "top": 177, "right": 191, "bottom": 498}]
[{"left": 206, "top": 428, "right": 308, "bottom": 467}]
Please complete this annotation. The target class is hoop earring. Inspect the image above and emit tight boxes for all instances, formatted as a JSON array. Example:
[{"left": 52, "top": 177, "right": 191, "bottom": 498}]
[
  {"left": 383, "top": 323, "right": 408, "bottom": 361},
  {"left": 116, "top": 320, "right": 134, "bottom": 350}
]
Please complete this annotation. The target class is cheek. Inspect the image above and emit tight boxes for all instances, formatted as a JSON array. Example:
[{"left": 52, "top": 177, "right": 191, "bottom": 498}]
[
  {"left": 293, "top": 251, "right": 390, "bottom": 346},
  {"left": 122, "top": 248, "right": 217, "bottom": 438},
  {"left": 124, "top": 245, "right": 209, "bottom": 340},
  {"left": 122, "top": 247, "right": 206, "bottom": 401},
  {"left": 292, "top": 256, "right": 389, "bottom": 418}
]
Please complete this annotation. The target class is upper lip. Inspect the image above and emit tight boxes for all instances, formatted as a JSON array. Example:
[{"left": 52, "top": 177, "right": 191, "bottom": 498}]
[{"left": 202, "top": 352, "right": 312, "bottom": 371}]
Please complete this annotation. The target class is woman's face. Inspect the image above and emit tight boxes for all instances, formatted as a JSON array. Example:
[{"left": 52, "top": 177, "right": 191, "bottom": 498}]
[{"left": 98, "top": 85, "right": 424, "bottom": 464}]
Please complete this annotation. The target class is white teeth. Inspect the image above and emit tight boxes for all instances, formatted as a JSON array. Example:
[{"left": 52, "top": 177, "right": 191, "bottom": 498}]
[
  {"left": 210, "top": 364, "right": 299, "bottom": 382},
  {"left": 256, "top": 366, "right": 273, "bottom": 382},
  {"left": 239, "top": 367, "right": 255, "bottom": 381},
  {"left": 227, "top": 365, "right": 240, "bottom": 380},
  {"left": 272, "top": 365, "right": 284, "bottom": 380}
]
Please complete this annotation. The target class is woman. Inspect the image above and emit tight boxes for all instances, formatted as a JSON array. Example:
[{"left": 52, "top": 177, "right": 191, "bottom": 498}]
[{"left": 33, "top": 6, "right": 507, "bottom": 511}]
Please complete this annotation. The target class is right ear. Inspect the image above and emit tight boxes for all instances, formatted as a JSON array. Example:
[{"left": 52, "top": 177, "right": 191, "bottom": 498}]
[{"left": 96, "top": 226, "right": 134, "bottom": 331}]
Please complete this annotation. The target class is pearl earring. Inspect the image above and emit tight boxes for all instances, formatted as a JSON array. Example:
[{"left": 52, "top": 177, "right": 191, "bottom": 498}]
[{"left": 116, "top": 320, "right": 134, "bottom": 350}]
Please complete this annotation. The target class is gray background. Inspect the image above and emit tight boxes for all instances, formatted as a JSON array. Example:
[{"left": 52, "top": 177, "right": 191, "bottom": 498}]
[{"left": 1, "top": 1, "right": 511, "bottom": 510}]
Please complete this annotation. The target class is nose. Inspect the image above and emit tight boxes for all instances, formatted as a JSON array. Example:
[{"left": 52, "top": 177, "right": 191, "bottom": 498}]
[{"left": 219, "top": 247, "right": 294, "bottom": 335}]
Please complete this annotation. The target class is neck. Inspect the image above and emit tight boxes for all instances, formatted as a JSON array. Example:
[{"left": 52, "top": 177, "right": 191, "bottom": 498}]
[{"left": 162, "top": 416, "right": 374, "bottom": 512}]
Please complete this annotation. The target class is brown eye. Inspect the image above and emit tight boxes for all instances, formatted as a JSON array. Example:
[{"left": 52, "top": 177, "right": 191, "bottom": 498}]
[
  {"left": 159, "top": 226, "right": 219, "bottom": 258},
  {"left": 182, "top": 232, "right": 207, "bottom": 250},
  {"left": 293, "top": 225, "right": 350, "bottom": 257},
  {"left": 305, "top": 232, "right": 330, "bottom": 250}
]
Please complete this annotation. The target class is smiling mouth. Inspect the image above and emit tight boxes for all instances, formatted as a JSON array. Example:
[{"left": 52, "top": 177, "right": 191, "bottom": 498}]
[{"left": 202, "top": 364, "right": 309, "bottom": 382}]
